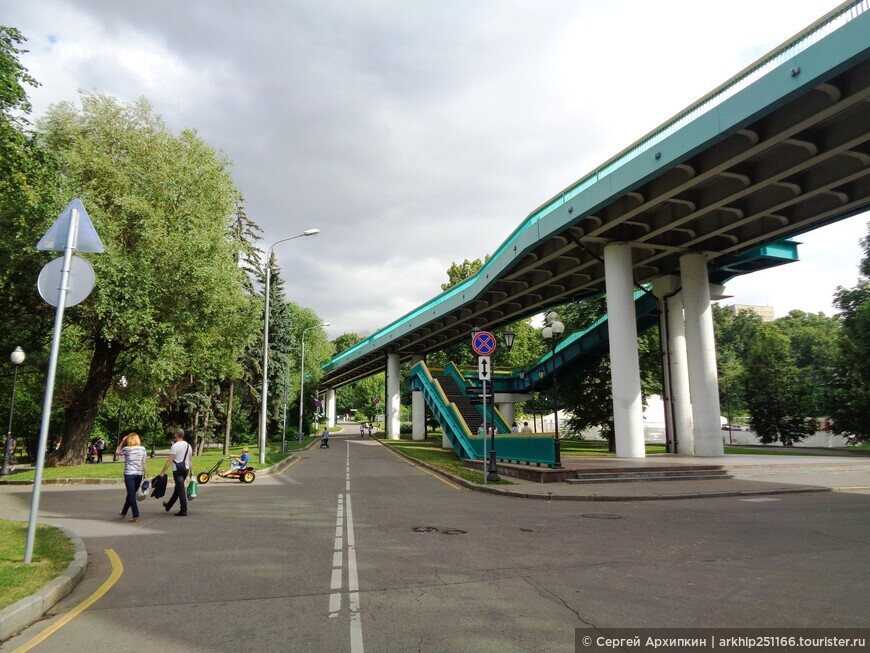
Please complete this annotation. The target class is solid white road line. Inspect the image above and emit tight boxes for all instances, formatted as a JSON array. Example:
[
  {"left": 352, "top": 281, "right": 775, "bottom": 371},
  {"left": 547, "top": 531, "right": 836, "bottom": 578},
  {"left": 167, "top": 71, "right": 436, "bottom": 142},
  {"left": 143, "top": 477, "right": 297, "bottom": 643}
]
[{"left": 346, "top": 493, "right": 363, "bottom": 653}]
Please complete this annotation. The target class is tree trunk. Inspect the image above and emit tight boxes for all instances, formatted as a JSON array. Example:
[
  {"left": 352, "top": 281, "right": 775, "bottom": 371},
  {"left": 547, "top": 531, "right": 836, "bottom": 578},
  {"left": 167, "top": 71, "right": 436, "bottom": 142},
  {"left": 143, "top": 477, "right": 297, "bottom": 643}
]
[
  {"left": 198, "top": 407, "right": 210, "bottom": 456},
  {"left": 48, "top": 337, "right": 121, "bottom": 466},
  {"left": 192, "top": 409, "right": 200, "bottom": 455},
  {"left": 223, "top": 380, "right": 234, "bottom": 456}
]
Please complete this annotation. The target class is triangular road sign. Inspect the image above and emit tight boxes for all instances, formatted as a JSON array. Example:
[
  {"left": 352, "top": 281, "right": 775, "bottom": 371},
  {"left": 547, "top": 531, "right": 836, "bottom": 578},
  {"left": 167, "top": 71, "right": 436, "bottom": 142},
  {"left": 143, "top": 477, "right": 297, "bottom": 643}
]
[{"left": 36, "top": 198, "right": 105, "bottom": 253}]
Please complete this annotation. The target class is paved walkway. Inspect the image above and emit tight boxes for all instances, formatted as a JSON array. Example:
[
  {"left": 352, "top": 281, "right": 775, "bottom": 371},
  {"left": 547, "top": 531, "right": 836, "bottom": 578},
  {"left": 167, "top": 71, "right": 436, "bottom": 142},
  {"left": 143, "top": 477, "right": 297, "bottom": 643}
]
[{"left": 383, "top": 437, "right": 870, "bottom": 501}]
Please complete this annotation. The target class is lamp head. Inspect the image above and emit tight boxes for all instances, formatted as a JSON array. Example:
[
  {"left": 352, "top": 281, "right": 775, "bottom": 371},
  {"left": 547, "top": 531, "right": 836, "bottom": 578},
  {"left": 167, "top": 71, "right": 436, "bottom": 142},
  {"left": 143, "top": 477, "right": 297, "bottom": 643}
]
[
  {"left": 10, "top": 347, "right": 25, "bottom": 366},
  {"left": 503, "top": 329, "right": 515, "bottom": 351},
  {"left": 538, "top": 369, "right": 545, "bottom": 380},
  {"left": 542, "top": 326, "right": 553, "bottom": 340},
  {"left": 302, "top": 229, "right": 320, "bottom": 237},
  {"left": 545, "top": 311, "right": 559, "bottom": 325},
  {"left": 552, "top": 321, "right": 565, "bottom": 336}
]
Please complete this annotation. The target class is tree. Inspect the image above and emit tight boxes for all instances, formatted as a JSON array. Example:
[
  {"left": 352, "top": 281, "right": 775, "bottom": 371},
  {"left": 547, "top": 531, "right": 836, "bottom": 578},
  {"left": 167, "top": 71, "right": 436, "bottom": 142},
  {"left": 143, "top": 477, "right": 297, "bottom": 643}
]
[
  {"left": 35, "top": 93, "right": 254, "bottom": 465},
  {"left": 0, "top": 27, "right": 65, "bottom": 458},
  {"left": 441, "top": 256, "right": 489, "bottom": 292},
  {"left": 744, "top": 323, "right": 815, "bottom": 445},
  {"left": 559, "top": 295, "right": 661, "bottom": 449},
  {"left": 713, "top": 305, "right": 763, "bottom": 416},
  {"left": 829, "top": 225, "right": 870, "bottom": 442}
]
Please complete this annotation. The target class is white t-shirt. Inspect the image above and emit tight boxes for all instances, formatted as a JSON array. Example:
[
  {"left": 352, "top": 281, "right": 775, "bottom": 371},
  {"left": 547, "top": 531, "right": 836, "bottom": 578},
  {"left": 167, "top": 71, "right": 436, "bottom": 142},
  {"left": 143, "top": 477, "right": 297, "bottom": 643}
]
[
  {"left": 169, "top": 440, "right": 192, "bottom": 471},
  {"left": 120, "top": 445, "right": 147, "bottom": 476}
]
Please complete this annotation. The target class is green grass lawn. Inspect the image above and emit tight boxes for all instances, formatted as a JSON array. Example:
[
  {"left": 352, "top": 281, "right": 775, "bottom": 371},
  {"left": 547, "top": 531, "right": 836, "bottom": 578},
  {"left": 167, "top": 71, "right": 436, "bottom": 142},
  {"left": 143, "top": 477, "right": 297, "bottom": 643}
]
[
  {"left": 3, "top": 438, "right": 316, "bottom": 483},
  {"left": 0, "top": 521, "right": 74, "bottom": 610},
  {"left": 382, "top": 436, "right": 513, "bottom": 485},
  {"left": 559, "top": 440, "right": 668, "bottom": 456},
  {"left": 722, "top": 446, "right": 838, "bottom": 456}
]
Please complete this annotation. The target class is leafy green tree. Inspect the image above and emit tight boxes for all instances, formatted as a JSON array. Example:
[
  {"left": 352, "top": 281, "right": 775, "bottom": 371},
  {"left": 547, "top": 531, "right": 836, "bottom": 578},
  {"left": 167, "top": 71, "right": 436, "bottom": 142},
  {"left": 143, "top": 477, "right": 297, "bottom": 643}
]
[
  {"left": 0, "top": 27, "right": 66, "bottom": 458},
  {"left": 33, "top": 93, "right": 254, "bottom": 465},
  {"left": 829, "top": 226, "right": 870, "bottom": 441},
  {"left": 441, "top": 256, "right": 489, "bottom": 291},
  {"left": 713, "top": 305, "right": 763, "bottom": 416},
  {"left": 829, "top": 282, "right": 870, "bottom": 441},
  {"left": 336, "top": 372, "right": 384, "bottom": 423},
  {"left": 744, "top": 323, "right": 815, "bottom": 445},
  {"left": 558, "top": 295, "right": 661, "bottom": 449}
]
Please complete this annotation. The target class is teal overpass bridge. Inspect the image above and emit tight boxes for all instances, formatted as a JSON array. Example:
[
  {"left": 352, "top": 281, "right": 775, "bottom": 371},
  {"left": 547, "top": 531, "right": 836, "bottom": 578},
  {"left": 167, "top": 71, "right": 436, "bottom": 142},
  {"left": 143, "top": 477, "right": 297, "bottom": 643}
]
[{"left": 320, "top": 1, "right": 870, "bottom": 462}]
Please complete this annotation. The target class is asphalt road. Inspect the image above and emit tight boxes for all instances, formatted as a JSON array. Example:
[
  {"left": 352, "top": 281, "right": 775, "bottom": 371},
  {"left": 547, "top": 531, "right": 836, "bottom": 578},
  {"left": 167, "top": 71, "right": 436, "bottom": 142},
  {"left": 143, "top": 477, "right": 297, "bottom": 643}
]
[{"left": 2, "top": 435, "right": 869, "bottom": 652}]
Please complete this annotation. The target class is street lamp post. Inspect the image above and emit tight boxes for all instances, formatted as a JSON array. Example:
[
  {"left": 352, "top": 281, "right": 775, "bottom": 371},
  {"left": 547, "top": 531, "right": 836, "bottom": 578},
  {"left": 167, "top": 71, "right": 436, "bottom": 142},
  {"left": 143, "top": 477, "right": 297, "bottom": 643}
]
[
  {"left": 298, "top": 322, "right": 330, "bottom": 444},
  {"left": 259, "top": 229, "right": 320, "bottom": 465},
  {"left": 115, "top": 375, "right": 128, "bottom": 452},
  {"left": 542, "top": 312, "right": 565, "bottom": 468},
  {"left": 282, "top": 371, "right": 289, "bottom": 454},
  {"left": 1, "top": 347, "right": 25, "bottom": 477}
]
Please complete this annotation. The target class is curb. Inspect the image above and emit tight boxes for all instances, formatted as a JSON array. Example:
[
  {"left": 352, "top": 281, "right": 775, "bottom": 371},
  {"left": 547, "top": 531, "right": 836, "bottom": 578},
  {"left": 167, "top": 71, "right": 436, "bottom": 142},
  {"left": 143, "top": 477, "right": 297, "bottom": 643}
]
[
  {"left": 375, "top": 440, "right": 854, "bottom": 501},
  {"left": 0, "top": 524, "right": 87, "bottom": 643},
  {"left": 0, "top": 443, "right": 322, "bottom": 486}
]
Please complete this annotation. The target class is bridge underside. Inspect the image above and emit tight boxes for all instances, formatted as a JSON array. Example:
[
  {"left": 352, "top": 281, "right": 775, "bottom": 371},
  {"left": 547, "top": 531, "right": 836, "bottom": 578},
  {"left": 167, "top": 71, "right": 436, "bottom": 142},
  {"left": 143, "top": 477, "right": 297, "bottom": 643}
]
[{"left": 322, "top": 5, "right": 870, "bottom": 390}]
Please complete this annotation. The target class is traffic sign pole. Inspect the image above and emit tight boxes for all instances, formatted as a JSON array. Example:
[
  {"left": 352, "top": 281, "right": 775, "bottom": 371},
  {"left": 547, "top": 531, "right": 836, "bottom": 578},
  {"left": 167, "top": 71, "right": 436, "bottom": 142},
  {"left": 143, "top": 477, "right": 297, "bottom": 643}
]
[
  {"left": 25, "top": 207, "right": 80, "bottom": 563},
  {"left": 471, "top": 331, "right": 500, "bottom": 483}
]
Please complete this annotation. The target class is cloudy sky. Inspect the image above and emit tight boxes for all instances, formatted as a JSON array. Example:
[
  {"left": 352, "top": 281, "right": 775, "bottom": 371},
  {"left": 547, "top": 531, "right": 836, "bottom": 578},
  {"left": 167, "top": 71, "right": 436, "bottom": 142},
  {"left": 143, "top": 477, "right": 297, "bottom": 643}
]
[{"left": 4, "top": 0, "right": 867, "bottom": 338}]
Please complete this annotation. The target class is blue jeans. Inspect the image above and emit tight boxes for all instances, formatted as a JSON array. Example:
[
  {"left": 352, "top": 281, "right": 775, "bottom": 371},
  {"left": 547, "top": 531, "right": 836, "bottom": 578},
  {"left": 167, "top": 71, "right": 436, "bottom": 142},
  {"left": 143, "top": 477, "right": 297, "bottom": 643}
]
[{"left": 121, "top": 474, "right": 143, "bottom": 518}]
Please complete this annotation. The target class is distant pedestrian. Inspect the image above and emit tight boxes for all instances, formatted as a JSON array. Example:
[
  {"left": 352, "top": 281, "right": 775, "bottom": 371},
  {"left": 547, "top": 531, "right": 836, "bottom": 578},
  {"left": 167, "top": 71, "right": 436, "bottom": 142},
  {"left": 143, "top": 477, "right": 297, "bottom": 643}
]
[
  {"left": 477, "top": 425, "right": 485, "bottom": 435},
  {"left": 511, "top": 423, "right": 519, "bottom": 433},
  {"left": 3, "top": 435, "right": 16, "bottom": 472},
  {"left": 160, "top": 429, "right": 192, "bottom": 517},
  {"left": 116, "top": 433, "right": 147, "bottom": 523},
  {"left": 520, "top": 422, "right": 532, "bottom": 433},
  {"left": 367, "top": 423, "right": 373, "bottom": 437},
  {"left": 360, "top": 423, "right": 365, "bottom": 438},
  {"left": 321, "top": 426, "right": 330, "bottom": 448},
  {"left": 96, "top": 437, "right": 105, "bottom": 463}
]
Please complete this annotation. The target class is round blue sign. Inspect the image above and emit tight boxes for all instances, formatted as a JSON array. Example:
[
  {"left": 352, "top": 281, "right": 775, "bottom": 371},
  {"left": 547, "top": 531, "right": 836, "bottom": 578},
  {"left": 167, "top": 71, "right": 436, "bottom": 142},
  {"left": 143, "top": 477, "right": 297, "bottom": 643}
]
[{"left": 472, "top": 331, "right": 497, "bottom": 356}]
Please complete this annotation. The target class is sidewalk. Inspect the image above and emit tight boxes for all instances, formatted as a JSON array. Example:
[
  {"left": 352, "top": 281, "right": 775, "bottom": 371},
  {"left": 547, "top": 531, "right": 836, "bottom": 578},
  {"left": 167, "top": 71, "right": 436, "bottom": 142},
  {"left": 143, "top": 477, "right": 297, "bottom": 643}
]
[{"left": 383, "top": 442, "right": 870, "bottom": 501}]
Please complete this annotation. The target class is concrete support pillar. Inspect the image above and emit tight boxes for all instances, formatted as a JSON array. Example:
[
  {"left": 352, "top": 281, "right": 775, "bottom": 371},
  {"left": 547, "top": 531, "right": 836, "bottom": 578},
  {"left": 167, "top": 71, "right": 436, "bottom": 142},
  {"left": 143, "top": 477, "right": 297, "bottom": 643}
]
[
  {"left": 498, "top": 403, "right": 515, "bottom": 429},
  {"left": 680, "top": 253, "right": 724, "bottom": 457},
  {"left": 666, "top": 293, "right": 695, "bottom": 454},
  {"left": 653, "top": 276, "right": 694, "bottom": 455},
  {"left": 386, "top": 353, "right": 401, "bottom": 440},
  {"left": 326, "top": 388, "right": 337, "bottom": 428},
  {"left": 604, "top": 243, "right": 646, "bottom": 458},
  {"left": 411, "top": 355, "right": 425, "bottom": 441}
]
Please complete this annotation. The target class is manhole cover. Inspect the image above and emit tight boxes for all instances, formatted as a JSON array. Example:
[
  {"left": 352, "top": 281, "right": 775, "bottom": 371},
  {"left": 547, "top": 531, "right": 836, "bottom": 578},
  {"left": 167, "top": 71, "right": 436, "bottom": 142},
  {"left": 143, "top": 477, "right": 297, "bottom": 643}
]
[
  {"left": 413, "top": 526, "right": 439, "bottom": 533},
  {"left": 581, "top": 513, "right": 622, "bottom": 520},
  {"left": 442, "top": 529, "right": 467, "bottom": 535}
]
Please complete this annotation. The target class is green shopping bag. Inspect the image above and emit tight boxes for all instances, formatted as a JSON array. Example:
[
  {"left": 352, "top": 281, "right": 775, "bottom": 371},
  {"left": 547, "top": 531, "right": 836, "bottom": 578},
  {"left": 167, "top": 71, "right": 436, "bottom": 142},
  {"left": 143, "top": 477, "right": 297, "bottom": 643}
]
[{"left": 187, "top": 478, "right": 198, "bottom": 500}]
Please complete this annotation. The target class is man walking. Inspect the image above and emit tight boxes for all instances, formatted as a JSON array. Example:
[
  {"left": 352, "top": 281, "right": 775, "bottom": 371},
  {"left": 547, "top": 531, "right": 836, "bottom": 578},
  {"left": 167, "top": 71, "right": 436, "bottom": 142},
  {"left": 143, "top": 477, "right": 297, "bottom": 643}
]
[
  {"left": 160, "top": 429, "right": 193, "bottom": 516},
  {"left": 96, "top": 437, "right": 105, "bottom": 463}
]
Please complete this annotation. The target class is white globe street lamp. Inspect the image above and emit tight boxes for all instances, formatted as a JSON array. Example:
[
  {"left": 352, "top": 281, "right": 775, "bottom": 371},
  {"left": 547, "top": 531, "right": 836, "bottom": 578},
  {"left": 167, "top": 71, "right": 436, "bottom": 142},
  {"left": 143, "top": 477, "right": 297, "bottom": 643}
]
[
  {"left": 1, "top": 347, "right": 25, "bottom": 477},
  {"left": 542, "top": 312, "right": 565, "bottom": 467}
]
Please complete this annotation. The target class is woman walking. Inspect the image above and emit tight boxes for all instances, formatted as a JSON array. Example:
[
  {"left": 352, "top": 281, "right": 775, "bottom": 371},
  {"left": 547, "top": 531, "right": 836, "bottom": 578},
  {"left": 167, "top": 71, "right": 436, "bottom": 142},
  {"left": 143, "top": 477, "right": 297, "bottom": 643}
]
[{"left": 116, "top": 433, "right": 147, "bottom": 523}]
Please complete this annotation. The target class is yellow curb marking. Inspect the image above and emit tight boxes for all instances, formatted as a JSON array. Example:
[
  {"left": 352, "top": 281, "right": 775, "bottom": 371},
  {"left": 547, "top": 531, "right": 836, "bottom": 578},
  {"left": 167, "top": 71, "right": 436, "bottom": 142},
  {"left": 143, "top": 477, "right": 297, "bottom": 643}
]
[
  {"left": 380, "top": 443, "right": 463, "bottom": 491},
  {"left": 258, "top": 455, "right": 302, "bottom": 478},
  {"left": 13, "top": 548, "right": 123, "bottom": 653}
]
